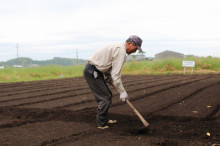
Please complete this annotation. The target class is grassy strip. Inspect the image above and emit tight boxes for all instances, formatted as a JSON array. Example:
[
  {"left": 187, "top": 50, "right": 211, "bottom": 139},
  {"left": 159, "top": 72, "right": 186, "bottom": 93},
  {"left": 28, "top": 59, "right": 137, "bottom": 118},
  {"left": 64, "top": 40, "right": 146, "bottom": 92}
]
[
  {"left": 0, "top": 65, "right": 84, "bottom": 82},
  {"left": 0, "top": 57, "right": 220, "bottom": 83},
  {"left": 122, "top": 57, "right": 220, "bottom": 75}
]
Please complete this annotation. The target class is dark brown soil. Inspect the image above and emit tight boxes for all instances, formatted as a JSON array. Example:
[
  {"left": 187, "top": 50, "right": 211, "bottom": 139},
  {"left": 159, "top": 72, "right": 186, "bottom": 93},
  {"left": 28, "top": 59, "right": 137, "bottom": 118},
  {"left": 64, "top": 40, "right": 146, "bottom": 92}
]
[{"left": 0, "top": 74, "right": 219, "bottom": 146}]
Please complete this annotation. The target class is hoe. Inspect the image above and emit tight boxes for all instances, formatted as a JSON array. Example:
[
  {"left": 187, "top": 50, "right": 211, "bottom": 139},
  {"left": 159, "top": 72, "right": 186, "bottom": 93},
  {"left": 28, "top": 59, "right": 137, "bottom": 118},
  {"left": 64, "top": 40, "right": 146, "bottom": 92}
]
[{"left": 110, "top": 82, "right": 150, "bottom": 128}]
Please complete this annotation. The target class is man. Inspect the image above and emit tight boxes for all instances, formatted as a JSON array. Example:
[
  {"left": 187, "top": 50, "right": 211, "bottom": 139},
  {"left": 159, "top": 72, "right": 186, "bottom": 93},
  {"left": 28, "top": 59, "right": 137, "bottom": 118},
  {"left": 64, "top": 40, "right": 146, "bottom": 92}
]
[{"left": 83, "top": 35, "right": 143, "bottom": 129}]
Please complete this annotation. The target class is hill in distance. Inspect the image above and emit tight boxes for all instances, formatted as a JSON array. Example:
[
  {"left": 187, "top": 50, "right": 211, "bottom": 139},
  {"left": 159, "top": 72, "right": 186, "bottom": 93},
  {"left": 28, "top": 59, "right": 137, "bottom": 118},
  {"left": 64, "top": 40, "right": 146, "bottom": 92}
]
[{"left": 0, "top": 57, "right": 87, "bottom": 67}]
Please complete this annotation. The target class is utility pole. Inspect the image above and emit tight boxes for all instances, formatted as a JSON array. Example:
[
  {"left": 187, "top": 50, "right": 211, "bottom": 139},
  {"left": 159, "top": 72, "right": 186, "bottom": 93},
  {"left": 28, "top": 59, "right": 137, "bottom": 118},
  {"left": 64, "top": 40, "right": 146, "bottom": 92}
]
[
  {"left": 16, "top": 43, "right": 19, "bottom": 59},
  {"left": 16, "top": 43, "right": 19, "bottom": 65},
  {"left": 76, "top": 48, "right": 78, "bottom": 65}
]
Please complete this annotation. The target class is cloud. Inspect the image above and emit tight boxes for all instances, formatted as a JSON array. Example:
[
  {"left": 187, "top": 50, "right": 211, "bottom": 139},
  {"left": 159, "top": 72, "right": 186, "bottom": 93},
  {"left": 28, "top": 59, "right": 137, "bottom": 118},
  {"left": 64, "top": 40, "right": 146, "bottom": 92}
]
[{"left": 0, "top": 0, "right": 220, "bottom": 61}]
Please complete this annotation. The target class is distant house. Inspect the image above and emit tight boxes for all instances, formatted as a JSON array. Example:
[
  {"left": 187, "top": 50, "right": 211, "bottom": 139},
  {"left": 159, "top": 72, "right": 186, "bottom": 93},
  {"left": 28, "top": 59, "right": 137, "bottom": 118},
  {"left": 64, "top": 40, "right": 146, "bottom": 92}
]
[
  {"left": 146, "top": 57, "right": 154, "bottom": 61},
  {"left": 126, "top": 54, "right": 146, "bottom": 61},
  {"left": 0, "top": 66, "right": 4, "bottom": 69},
  {"left": 28, "top": 64, "right": 39, "bottom": 67},
  {"left": 155, "top": 50, "right": 184, "bottom": 60},
  {"left": 13, "top": 65, "right": 24, "bottom": 68}
]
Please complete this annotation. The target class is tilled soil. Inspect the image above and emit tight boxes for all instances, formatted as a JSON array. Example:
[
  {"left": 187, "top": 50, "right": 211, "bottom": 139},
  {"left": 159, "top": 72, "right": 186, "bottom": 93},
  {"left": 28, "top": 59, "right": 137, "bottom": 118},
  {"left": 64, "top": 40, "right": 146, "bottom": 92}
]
[{"left": 0, "top": 74, "right": 219, "bottom": 146}]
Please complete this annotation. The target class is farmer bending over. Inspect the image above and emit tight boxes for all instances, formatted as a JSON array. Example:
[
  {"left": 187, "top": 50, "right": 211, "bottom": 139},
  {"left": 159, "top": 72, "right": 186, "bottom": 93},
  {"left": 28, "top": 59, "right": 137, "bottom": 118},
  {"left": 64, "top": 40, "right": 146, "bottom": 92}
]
[{"left": 84, "top": 35, "right": 143, "bottom": 129}]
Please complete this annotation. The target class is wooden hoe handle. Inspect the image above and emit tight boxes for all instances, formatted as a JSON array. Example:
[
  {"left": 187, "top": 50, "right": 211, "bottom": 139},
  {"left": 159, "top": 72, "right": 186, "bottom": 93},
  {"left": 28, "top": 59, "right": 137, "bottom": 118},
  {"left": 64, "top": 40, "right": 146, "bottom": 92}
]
[
  {"left": 125, "top": 99, "right": 150, "bottom": 128},
  {"left": 109, "top": 81, "right": 149, "bottom": 128}
]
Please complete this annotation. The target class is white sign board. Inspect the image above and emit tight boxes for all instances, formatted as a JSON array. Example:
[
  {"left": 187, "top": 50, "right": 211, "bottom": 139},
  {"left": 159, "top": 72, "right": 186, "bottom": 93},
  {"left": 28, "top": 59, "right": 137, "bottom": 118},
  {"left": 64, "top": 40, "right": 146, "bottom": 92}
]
[
  {"left": 182, "top": 61, "right": 195, "bottom": 67},
  {"left": 182, "top": 61, "right": 195, "bottom": 74}
]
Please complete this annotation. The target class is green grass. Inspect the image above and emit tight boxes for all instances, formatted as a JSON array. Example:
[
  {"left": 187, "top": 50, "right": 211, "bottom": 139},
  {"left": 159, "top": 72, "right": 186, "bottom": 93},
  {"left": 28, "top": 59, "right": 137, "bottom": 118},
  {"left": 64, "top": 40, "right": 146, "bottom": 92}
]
[
  {"left": 0, "top": 65, "right": 84, "bottom": 82},
  {"left": 122, "top": 57, "right": 220, "bottom": 75},
  {"left": 1, "top": 57, "right": 220, "bottom": 83}
]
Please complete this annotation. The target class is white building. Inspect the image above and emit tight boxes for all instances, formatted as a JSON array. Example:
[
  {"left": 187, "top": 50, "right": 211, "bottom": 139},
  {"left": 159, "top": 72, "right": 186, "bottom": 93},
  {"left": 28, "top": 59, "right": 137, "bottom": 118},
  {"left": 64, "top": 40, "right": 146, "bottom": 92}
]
[
  {"left": 13, "top": 65, "right": 23, "bottom": 68},
  {"left": 126, "top": 54, "right": 146, "bottom": 61}
]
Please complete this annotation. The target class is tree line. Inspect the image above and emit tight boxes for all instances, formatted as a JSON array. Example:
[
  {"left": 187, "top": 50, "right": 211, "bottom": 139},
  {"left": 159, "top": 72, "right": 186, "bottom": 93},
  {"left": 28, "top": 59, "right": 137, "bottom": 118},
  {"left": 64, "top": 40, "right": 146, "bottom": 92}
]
[{"left": 0, "top": 57, "right": 87, "bottom": 67}]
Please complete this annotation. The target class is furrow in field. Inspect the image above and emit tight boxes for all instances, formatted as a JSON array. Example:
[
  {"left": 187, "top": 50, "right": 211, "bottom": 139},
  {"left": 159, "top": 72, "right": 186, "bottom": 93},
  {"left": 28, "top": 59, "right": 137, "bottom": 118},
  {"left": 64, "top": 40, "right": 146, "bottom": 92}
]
[
  {"left": 110, "top": 77, "right": 220, "bottom": 118},
  {"left": 63, "top": 76, "right": 211, "bottom": 111},
  {"left": 0, "top": 84, "right": 88, "bottom": 102},
  {"left": 16, "top": 76, "right": 195, "bottom": 109},
  {"left": 0, "top": 89, "right": 91, "bottom": 108},
  {"left": 153, "top": 81, "right": 220, "bottom": 118},
  {"left": 0, "top": 75, "right": 161, "bottom": 97},
  {"left": 0, "top": 75, "right": 180, "bottom": 105},
  {"left": 0, "top": 121, "right": 95, "bottom": 146},
  {"left": 0, "top": 76, "right": 152, "bottom": 99},
  {"left": 0, "top": 80, "right": 86, "bottom": 97}
]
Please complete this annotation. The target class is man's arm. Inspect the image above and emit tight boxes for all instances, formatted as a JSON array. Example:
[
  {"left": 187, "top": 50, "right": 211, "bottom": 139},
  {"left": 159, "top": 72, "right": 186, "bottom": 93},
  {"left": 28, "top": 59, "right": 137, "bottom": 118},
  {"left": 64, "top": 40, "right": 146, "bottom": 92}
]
[{"left": 111, "top": 52, "right": 126, "bottom": 93}]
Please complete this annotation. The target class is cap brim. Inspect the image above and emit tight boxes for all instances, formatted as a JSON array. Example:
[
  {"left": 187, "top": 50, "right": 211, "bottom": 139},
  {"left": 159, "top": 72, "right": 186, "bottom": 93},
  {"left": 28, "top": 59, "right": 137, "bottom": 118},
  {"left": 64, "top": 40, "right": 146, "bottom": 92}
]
[{"left": 137, "top": 46, "right": 143, "bottom": 52}]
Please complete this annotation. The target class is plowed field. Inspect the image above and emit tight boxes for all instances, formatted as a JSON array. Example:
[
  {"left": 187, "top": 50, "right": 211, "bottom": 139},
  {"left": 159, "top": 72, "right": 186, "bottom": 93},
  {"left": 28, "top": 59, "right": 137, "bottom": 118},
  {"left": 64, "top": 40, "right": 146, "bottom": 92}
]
[{"left": 0, "top": 74, "right": 219, "bottom": 146}]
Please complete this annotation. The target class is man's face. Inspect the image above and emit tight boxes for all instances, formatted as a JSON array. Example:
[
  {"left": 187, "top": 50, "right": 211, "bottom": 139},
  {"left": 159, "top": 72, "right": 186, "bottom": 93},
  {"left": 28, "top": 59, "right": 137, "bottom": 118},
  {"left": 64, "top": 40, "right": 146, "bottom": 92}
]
[{"left": 126, "top": 42, "right": 138, "bottom": 55}]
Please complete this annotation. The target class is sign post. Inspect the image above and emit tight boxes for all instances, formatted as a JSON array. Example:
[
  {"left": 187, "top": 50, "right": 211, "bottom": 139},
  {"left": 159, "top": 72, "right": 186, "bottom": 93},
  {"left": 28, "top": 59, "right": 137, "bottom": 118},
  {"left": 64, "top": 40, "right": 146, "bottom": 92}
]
[{"left": 182, "top": 61, "right": 195, "bottom": 74}]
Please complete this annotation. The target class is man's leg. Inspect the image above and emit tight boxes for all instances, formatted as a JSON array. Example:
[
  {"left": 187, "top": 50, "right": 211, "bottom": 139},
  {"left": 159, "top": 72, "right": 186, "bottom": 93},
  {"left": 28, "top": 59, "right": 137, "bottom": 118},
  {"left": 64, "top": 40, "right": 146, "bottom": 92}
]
[{"left": 83, "top": 64, "right": 112, "bottom": 127}]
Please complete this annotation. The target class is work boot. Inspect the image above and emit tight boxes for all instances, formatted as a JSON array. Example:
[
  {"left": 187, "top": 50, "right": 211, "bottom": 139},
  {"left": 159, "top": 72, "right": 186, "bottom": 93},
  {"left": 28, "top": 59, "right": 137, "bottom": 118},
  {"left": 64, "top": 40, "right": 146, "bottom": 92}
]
[
  {"left": 97, "top": 125, "right": 109, "bottom": 129},
  {"left": 108, "top": 120, "right": 117, "bottom": 124}
]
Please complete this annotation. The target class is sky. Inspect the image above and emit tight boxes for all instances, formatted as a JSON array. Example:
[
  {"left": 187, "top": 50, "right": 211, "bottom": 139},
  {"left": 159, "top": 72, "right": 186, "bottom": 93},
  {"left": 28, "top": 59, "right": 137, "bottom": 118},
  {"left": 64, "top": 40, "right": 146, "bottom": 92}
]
[{"left": 0, "top": 0, "right": 220, "bottom": 62}]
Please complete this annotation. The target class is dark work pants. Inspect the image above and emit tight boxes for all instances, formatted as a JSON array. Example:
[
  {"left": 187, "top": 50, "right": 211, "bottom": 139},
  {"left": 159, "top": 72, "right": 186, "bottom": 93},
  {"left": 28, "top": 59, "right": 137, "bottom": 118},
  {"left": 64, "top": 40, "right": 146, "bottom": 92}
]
[{"left": 83, "top": 63, "right": 112, "bottom": 127}]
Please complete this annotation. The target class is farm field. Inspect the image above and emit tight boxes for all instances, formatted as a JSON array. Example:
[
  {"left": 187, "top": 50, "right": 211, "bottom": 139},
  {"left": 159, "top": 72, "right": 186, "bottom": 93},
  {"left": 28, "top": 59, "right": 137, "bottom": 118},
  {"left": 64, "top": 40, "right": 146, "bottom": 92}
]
[{"left": 0, "top": 74, "right": 219, "bottom": 146}]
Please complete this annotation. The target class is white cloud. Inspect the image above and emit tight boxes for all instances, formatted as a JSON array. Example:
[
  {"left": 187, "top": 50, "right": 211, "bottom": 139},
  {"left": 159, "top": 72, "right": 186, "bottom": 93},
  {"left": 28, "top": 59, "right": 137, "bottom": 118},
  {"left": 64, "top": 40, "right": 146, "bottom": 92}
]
[{"left": 0, "top": 0, "right": 220, "bottom": 61}]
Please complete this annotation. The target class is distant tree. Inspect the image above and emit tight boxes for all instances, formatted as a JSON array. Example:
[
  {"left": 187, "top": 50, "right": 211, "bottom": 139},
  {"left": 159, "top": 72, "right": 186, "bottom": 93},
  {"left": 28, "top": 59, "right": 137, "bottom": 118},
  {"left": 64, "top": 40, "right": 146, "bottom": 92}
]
[
  {"left": 138, "top": 51, "right": 146, "bottom": 60},
  {"left": 132, "top": 55, "right": 136, "bottom": 61}
]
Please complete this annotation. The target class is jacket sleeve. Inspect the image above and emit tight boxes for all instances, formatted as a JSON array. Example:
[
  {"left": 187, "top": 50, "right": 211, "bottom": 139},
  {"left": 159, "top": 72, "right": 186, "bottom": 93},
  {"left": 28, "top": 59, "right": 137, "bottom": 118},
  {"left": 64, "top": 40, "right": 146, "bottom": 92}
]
[{"left": 111, "top": 50, "right": 126, "bottom": 93}]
